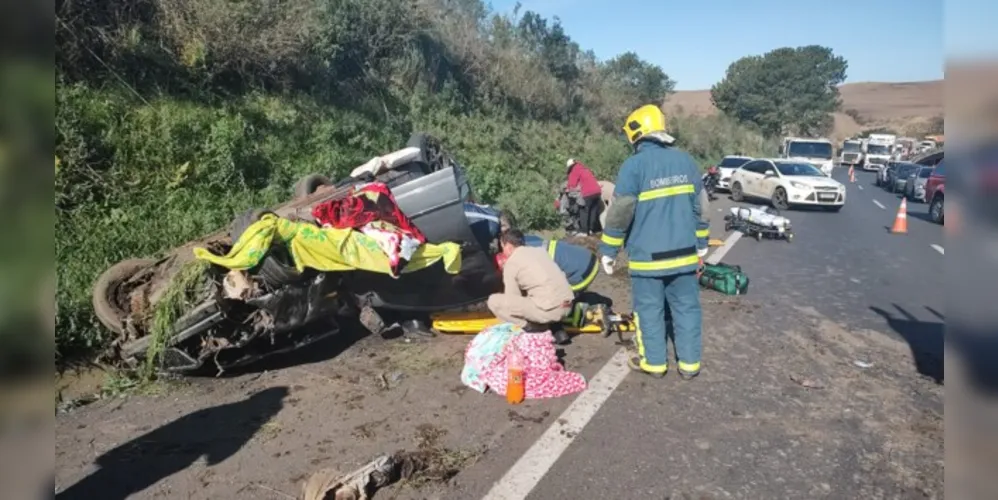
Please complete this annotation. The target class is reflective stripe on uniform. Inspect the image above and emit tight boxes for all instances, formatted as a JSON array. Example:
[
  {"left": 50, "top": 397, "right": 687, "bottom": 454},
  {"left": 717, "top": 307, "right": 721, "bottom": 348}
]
[
  {"left": 678, "top": 360, "right": 701, "bottom": 373},
  {"left": 633, "top": 313, "right": 667, "bottom": 373},
  {"left": 696, "top": 229, "right": 709, "bottom": 238},
  {"left": 571, "top": 257, "right": 599, "bottom": 292},
  {"left": 547, "top": 240, "right": 557, "bottom": 259},
  {"left": 629, "top": 254, "right": 700, "bottom": 271},
  {"left": 634, "top": 312, "right": 645, "bottom": 359},
  {"left": 601, "top": 233, "right": 624, "bottom": 247},
  {"left": 637, "top": 183, "right": 695, "bottom": 202}
]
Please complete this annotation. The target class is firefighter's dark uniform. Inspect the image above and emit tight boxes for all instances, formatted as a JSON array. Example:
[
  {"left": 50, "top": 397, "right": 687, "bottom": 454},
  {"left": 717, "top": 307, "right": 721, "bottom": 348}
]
[
  {"left": 523, "top": 235, "right": 598, "bottom": 294},
  {"left": 599, "top": 124, "right": 709, "bottom": 377}
]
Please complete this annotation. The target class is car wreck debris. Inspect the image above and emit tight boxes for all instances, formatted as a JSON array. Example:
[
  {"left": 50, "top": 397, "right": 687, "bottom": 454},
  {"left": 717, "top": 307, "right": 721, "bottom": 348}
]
[{"left": 91, "top": 134, "right": 506, "bottom": 375}]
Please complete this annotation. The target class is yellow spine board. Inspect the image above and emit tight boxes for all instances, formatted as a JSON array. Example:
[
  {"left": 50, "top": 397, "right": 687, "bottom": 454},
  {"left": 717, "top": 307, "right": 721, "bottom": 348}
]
[{"left": 430, "top": 311, "right": 633, "bottom": 335}]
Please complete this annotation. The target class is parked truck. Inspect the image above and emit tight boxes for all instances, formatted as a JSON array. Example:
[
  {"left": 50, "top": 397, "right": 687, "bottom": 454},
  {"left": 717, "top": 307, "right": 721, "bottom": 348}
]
[
  {"left": 780, "top": 136, "right": 835, "bottom": 176},
  {"left": 863, "top": 133, "right": 896, "bottom": 171},
  {"left": 839, "top": 138, "right": 864, "bottom": 168}
]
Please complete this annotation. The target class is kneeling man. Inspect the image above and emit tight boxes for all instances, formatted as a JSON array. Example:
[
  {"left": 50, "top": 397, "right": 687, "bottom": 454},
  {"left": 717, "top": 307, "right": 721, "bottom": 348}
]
[{"left": 487, "top": 229, "right": 574, "bottom": 331}]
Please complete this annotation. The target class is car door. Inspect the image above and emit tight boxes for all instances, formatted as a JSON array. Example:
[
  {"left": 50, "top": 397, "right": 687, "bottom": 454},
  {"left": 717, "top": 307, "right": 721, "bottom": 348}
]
[
  {"left": 757, "top": 161, "right": 782, "bottom": 198},
  {"left": 737, "top": 161, "right": 766, "bottom": 198}
]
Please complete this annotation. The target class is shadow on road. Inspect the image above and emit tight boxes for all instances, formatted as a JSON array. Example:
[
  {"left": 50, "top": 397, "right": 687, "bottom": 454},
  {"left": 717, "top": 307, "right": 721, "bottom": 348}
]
[
  {"left": 870, "top": 304, "right": 943, "bottom": 384},
  {"left": 56, "top": 387, "right": 288, "bottom": 500},
  {"left": 907, "top": 211, "right": 936, "bottom": 224}
]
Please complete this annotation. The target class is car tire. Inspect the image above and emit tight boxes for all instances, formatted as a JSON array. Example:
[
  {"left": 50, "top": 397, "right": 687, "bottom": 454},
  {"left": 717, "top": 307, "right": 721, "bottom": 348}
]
[
  {"left": 406, "top": 133, "right": 447, "bottom": 173},
  {"left": 929, "top": 195, "right": 944, "bottom": 224},
  {"left": 771, "top": 187, "right": 790, "bottom": 211},
  {"left": 293, "top": 174, "right": 331, "bottom": 200},
  {"left": 92, "top": 258, "right": 156, "bottom": 335},
  {"left": 230, "top": 209, "right": 309, "bottom": 287},
  {"left": 731, "top": 182, "right": 745, "bottom": 202}
]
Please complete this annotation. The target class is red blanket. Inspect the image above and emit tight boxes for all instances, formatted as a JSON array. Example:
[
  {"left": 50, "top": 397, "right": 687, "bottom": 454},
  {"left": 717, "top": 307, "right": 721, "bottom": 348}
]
[{"left": 311, "top": 182, "right": 426, "bottom": 275}]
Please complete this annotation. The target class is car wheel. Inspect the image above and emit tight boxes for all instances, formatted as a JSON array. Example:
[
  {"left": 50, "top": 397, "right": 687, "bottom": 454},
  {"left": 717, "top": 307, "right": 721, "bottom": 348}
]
[
  {"left": 92, "top": 258, "right": 157, "bottom": 334},
  {"left": 771, "top": 187, "right": 790, "bottom": 211},
  {"left": 406, "top": 132, "right": 448, "bottom": 173},
  {"left": 230, "top": 209, "right": 310, "bottom": 287},
  {"left": 929, "top": 195, "right": 944, "bottom": 224},
  {"left": 731, "top": 182, "right": 745, "bottom": 202},
  {"left": 293, "top": 174, "right": 332, "bottom": 200}
]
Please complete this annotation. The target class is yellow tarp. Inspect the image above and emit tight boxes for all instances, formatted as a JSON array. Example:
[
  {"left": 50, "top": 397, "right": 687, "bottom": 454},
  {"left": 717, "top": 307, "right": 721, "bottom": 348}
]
[{"left": 194, "top": 214, "right": 461, "bottom": 276}]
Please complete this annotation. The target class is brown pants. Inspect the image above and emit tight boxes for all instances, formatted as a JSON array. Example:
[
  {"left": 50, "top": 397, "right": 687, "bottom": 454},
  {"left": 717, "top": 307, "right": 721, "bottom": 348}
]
[{"left": 487, "top": 293, "right": 569, "bottom": 327}]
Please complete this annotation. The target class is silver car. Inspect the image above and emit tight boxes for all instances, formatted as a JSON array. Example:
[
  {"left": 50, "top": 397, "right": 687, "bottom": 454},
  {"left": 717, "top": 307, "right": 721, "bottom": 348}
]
[{"left": 904, "top": 166, "right": 935, "bottom": 202}]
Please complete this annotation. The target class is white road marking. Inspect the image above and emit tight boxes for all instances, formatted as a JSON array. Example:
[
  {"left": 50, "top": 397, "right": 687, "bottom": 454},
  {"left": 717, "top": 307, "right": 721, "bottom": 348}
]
[
  {"left": 480, "top": 349, "right": 632, "bottom": 500},
  {"left": 873, "top": 199, "right": 886, "bottom": 210},
  {"left": 858, "top": 185, "right": 864, "bottom": 190},
  {"left": 481, "top": 228, "right": 747, "bottom": 500},
  {"left": 706, "top": 230, "right": 743, "bottom": 265},
  {"left": 931, "top": 244, "right": 944, "bottom": 255}
]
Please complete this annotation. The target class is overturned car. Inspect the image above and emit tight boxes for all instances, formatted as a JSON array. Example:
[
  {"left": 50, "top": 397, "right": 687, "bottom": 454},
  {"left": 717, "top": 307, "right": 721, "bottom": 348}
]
[{"left": 92, "top": 134, "right": 502, "bottom": 374}]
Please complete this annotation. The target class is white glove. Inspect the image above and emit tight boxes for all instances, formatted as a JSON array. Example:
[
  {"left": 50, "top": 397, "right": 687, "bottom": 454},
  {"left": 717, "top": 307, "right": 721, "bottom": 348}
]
[
  {"left": 697, "top": 247, "right": 709, "bottom": 258},
  {"left": 600, "top": 255, "right": 615, "bottom": 275}
]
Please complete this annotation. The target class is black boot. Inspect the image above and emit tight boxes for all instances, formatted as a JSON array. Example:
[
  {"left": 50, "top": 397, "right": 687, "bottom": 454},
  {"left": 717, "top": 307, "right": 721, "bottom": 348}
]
[{"left": 551, "top": 324, "right": 571, "bottom": 345}]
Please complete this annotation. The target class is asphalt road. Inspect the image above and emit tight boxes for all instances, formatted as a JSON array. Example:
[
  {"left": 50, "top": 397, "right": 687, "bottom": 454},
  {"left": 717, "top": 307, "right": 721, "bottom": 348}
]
[
  {"left": 450, "top": 166, "right": 944, "bottom": 500},
  {"left": 716, "top": 167, "right": 944, "bottom": 380}
]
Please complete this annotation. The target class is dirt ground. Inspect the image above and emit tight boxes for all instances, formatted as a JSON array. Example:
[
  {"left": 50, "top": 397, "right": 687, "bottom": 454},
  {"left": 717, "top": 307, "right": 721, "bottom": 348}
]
[
  {"left": 663, "top": 80, "right": 943, "bottom": 142},
  {"left": 54, "top": 245, "right": 943, "bottom": 499},
  {"left": 53, "top": 265, "right": 629, "bottom": 499}
]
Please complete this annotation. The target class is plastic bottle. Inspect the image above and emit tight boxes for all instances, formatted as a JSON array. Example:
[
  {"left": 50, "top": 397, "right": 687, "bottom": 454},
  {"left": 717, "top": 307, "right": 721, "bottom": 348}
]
[{"left": 506, "top": 346, "right": 525, "bottom": 405}]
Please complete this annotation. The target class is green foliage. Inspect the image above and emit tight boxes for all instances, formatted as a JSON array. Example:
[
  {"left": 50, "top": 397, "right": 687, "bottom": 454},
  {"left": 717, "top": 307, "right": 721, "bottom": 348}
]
[
  {"left": 668, "top": 113, "right": 779, "bottom": 168},
  {"left": 603, "top": 52, "right": 675, "bottom": 106},
  {"left": 143, "top": 259, "right": 209, "bottom": 381},
  {"left": 711, "top": 46, "right": 847, "bottom": 137}
]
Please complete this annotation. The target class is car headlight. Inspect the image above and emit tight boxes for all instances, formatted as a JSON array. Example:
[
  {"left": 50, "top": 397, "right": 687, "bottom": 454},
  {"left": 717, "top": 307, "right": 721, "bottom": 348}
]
[{"left": 789, "top": 181, "right": 809, "bottom": 190}]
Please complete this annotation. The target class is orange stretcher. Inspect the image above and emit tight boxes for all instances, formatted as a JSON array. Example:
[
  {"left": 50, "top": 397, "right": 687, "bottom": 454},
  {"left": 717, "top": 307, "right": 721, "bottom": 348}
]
[{"left": 429, "top": 305, "right": 637, "bottom": 337}]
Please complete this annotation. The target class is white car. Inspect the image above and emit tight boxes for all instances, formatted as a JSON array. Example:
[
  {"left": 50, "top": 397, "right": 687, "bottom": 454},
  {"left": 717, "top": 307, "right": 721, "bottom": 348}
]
[
  {"left": 730, "top": 158, "right": 846, "bottom": 212},
  {"left": 714, "top": 155, "right": 753, "bottom": 191}
]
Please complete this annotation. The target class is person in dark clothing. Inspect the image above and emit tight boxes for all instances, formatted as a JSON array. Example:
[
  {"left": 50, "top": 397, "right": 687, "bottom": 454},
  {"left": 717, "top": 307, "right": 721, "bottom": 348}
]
[
  {"left": 565, "top": 158, "right": 604, "bottom": 236},
  {"left": 464, "top": 202, "right": 516, "bottom": 252},
  {"left": 523, "top": 234, "right": 599, "bottom": 295}
]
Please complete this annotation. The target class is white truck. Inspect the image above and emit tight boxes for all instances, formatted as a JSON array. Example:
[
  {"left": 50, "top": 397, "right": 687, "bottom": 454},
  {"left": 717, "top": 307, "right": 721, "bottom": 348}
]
[
  {"left": 863, "top": 133, "right": 896, "bottom": 171},
  {"left": 839, "top": 138, "right": 864, "bottom": 168},
  {"left": 780, "top": 137, "right": 835, "bottom": 176}
]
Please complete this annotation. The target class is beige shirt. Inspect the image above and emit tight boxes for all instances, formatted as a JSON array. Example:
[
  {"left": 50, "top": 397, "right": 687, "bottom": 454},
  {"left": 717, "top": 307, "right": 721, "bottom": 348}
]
[{"left": 502, "top": 246, "right": 575, "bottom": 310}]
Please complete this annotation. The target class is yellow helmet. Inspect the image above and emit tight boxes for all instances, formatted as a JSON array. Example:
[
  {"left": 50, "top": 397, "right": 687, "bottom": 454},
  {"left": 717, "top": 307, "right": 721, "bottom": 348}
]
[{"left": 622, "top": 104, "right": 667, "bottom": 144}]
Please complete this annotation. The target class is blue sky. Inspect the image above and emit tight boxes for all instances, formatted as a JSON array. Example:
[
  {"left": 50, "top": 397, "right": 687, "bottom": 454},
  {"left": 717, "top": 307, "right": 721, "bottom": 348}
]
[{"left": 490, "top": 0, "right": 954, "bottom": 90}]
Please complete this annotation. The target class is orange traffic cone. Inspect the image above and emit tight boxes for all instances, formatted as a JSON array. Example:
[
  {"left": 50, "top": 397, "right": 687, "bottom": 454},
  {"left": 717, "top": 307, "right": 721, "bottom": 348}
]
[
  {"left": 849, "top": 166, "right": 856, "bottom": 183},
  {"left": 891, "top": 198, "right": 908, "bottom": 234}
]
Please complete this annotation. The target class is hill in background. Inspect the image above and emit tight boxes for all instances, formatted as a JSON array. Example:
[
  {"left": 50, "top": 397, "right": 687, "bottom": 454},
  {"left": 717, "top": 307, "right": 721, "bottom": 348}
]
[{"left": 663, "top": 80, "right": 943, "bottom": 143}]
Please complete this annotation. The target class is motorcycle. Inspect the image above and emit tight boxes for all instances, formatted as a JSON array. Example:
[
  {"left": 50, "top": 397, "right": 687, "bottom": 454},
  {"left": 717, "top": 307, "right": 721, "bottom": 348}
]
[{"left": 702, "top": 166, "right": 721, "bottom": 201}]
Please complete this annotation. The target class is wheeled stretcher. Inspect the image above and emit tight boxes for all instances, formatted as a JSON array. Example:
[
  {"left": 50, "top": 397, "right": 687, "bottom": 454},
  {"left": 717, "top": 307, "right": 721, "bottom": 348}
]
[{"left": 724, "top": 206, "right": 794, "bottom": 242}]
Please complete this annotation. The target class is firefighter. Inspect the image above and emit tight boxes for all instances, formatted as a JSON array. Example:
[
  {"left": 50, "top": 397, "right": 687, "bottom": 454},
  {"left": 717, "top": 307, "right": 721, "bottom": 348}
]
[
  {"left": 523, "top": 234, "right": 599, "bottom": 295},
  {"left": 598, "top": 104, "right": 710, "bottom": 379}
]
